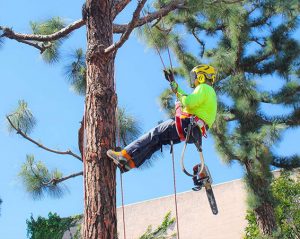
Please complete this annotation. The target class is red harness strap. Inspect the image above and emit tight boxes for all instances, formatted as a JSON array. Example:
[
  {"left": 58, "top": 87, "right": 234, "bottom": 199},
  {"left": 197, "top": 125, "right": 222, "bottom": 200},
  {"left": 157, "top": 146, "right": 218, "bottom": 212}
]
[
  {"left": 175, "top": 102, "right": 208, "bottom": 141},
  {"left": 175, "top": 102, "right": 186, "bottom": 141}
]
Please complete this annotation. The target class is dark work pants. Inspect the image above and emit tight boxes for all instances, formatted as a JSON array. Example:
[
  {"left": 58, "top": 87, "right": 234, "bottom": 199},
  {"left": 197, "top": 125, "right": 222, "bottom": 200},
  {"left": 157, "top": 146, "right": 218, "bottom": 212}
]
[{"left": 124, "top": 118, "right": 202, "bottom": 167}]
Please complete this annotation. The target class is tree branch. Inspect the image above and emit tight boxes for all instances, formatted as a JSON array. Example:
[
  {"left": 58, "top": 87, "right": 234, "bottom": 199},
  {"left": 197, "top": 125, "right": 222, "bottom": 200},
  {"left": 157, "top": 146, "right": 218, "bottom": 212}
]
[
  {"left": 112, "top": 0, "right": 184, "bottom": 34},
  {"left": 242, "top": 51, "right": 273, "bottom": 69},
  {"left": 260, "top": 84, "right": 300, "bottom": 105},
  {"left": 271, "top": 155, "right": 300, "bottom": 170},
  {"left": 47, "top": 171, "right": 83, "bottom": 185},
  {"left": 112, "top": 0, "right": 132, "bottom": 19},
  {"left": 191, "top": 28, "right": 205, "bottom": 58},
  {"left": 0, "top": 19, "right": 84, "bottom": 42},
  {"left": 7, "top": 116, "right": 82, "bottom": 161},
  {"left": 105, "top": 0, "right": 147, "bottom": 54},
  {"left": 258, "top": 108, "right": 300, "bottom": 127},
  {"left": 249, "top": 37, "right": 266, "bottom": 48},
  {"left": 249, "top": 15, "right": 272, "bottom": 28},
  {"left": 8, "top": 38, "right": 52, "bottom": 53}
]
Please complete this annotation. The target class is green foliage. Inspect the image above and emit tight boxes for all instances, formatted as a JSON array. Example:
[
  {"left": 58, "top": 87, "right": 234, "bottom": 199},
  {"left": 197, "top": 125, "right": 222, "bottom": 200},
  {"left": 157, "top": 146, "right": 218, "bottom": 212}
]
[
  {"left": 19, "top": 155, "right": 66, "bottom": 200},
  {"left": 279, "top": 81, "right": 300, "bottom": 106},
  {"left": 26, "top": 212, "right": 175, "bottom": 239},
  {"left": 245, "top": 210, "right": 261, "bottom": 239},
  {"left": 30, "top": 17, "right": 67, "bottom": 63},
  {"left": 26, "top": 212, "right": 82, "bottom": 239},
  {"left": 139, "top": 212, "right": 176, "bottom": 239},
  {"left": 117, "top": 107, "right": 142, "bottom": 148},
  {"left": 158, "top": 88, "right": 175, "bottom": 118},
  {"left": 272, "top": 170, "right": 300, "bottom": 238},
  {"left": 64, "top": 48, "right": 86, "bottom": 95},
  {"left": 7, "top": 100, "right": 36, "bottom": 134},
  {"left": 272, "top": 155, "right": 300, "bottom": 169},
  {"left": 244, "top": 170, "right": 300, "bottom": 239}
]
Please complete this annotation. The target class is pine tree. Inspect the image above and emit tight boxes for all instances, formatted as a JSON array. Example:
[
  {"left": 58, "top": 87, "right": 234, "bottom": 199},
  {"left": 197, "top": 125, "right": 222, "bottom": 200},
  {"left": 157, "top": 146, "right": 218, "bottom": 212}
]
[
  {"left": 140, "top": 0, "right": 300, "bottom": 236},
  {"left": 0, "top": 1, "right": 188, "bottom": 238}
]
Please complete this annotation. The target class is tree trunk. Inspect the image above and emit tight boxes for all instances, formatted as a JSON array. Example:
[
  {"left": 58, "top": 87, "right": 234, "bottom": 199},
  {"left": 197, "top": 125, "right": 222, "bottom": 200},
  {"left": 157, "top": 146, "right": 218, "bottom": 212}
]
[
  {"left": 83, "top": 0, "right": 117, "bottom": 238},
  {"left": 245, "top": 160, "right": 277, "bottom": 236},
  {"left": 254, "top": 202, "right": 277, "bottom": 236}
]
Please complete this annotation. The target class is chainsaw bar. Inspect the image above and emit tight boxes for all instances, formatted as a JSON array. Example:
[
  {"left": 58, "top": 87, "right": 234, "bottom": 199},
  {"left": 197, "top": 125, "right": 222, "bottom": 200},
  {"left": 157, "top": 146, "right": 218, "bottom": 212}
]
[{"left": 204, "top": 184, "right": 218, "bottom": 215}]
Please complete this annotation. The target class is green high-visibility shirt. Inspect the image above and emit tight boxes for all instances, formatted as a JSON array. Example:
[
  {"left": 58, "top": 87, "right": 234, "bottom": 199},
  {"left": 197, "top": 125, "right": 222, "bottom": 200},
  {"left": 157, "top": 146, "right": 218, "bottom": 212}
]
[{"left": 177, "top": 83, "right": 217, "bottom": 128}]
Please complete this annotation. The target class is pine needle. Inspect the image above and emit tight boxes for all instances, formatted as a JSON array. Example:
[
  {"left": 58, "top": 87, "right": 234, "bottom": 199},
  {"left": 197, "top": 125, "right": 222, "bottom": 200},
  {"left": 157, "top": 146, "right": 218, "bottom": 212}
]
[
  {"left": 30, "top": 17, "right": 67, "bottom": 64},
  {"left": 64, "top": 48, "right": 86, "bottom": 95},
  {"left": 19, "top": 155, "right": 67, "bottom": 200},
  {"left": 7, "top": 100, "right": 36, "bottom": 135}
]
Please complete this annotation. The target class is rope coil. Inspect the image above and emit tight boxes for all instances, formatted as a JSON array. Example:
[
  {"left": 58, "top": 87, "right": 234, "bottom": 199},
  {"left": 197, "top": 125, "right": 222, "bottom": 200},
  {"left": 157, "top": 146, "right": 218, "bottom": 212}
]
[{"left": 180, "top": 123, "right": 205, "bottom": 177}]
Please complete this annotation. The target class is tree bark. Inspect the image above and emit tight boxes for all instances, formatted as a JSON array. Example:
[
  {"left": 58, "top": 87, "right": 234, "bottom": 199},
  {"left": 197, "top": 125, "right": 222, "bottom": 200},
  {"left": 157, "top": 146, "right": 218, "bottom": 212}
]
[
  {"left": 245, "top": 160, "right": 277, "bottom": 236},
  {"left": 83, "top": 0, "right": 117, "bottom": 238},
  {"left": 254, "top": 202, "right": 277, "bottom": 236}
]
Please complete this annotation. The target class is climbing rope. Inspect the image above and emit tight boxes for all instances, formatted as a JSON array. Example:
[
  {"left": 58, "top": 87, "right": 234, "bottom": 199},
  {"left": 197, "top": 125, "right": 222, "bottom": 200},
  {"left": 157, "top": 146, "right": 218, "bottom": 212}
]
[
  {"left": 116, "top": 107, "right": 127, "bottom": 239},
  {"left": 142, "top": 9, "right": 174, "bottom": 71},
  {"left": 161, "top": 17, "right": 174, "bottom": 70},
  {"left": 120, "top": 171, "right": 127, "bottom": 239},
  {"left": 143, "top": 10, "right": 181, "bottom": 238},
  {"left": 170, "top": 141, "right": 181, "bottom": 239},
  {"left": 82, "top": 107, "right": 87, "bottom": 225}
]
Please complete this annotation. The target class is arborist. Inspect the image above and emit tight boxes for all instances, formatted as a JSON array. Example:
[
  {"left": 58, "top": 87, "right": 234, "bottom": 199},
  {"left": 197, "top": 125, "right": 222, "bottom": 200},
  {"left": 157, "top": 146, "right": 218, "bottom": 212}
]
[{"left": 107, "top": 64, "right": 217, "bottom": 172}]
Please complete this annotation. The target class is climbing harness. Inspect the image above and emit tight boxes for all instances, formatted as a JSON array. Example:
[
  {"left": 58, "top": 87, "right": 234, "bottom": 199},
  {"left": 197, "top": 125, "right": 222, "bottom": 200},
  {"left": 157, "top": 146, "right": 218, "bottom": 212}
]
[
  {"left": 174, "top": 100, "right": 208, "bottom": 141},
  {"left": 174, "top": 100, "right": 207, "bottom": 177}
]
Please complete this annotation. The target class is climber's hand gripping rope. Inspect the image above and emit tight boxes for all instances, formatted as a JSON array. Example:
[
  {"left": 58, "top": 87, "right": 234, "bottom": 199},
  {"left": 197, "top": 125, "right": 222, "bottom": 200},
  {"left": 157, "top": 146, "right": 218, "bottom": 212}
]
[{"left": 164, "top": 69, "right": 178, "bottom": 94}]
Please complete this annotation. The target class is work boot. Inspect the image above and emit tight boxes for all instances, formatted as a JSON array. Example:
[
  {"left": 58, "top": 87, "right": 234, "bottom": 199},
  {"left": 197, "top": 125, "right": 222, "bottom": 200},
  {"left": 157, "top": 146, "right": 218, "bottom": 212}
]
[{"left": 107, "top": 149, "right": 135, "bottom": 173}]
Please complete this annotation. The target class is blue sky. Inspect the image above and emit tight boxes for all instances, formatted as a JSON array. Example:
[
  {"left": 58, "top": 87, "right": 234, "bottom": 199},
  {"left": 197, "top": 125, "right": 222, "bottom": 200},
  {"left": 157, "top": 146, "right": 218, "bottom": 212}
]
[{"left": 0, "top": 1, "right": 299, "bottom": 238}]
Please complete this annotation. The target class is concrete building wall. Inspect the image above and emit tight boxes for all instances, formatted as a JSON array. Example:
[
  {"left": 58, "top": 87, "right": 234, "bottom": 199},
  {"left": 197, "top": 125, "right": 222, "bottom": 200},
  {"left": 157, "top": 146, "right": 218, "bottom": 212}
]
[
  {"left": 116, "top": 178, "right": 248, "bottom": 239},
  {"left": 64, "top": 171, "right": 290, "bottom": 239}
]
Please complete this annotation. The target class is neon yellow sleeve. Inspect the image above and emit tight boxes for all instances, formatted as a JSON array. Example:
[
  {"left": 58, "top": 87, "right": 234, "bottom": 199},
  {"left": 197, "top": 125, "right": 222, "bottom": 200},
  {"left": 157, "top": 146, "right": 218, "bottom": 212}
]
[
  {"left": 180, "top": 85, "right": 206, "bottom": 108},
  {"left": 176, "top": 85, "right": 187, "bottom": 96}
]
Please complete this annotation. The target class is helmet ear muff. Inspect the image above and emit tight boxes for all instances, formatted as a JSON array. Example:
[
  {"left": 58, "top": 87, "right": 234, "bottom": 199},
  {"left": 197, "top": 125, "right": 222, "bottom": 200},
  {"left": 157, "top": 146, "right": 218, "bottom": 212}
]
[{"left": 198, "top": 74, "right": 205, "bottom": 84}]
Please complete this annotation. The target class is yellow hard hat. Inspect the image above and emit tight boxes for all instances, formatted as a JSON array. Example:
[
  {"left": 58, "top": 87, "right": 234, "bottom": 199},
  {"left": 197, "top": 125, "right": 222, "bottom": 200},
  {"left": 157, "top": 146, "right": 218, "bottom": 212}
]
[{"left": 190, "top": 64, "right": 216, "bottom": 87}]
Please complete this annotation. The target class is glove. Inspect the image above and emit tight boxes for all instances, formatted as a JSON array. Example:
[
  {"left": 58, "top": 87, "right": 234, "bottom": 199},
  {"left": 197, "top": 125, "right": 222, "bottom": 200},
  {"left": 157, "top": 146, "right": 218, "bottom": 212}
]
[
  {"left": 168, "top": 70, "right": 175, "bottom": 82},
  {"left": 170, "top": 81, "right": 178, "bottom": 93},
  {"left": 163, "top": 69, "right": 175, "bottom": 82}
]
